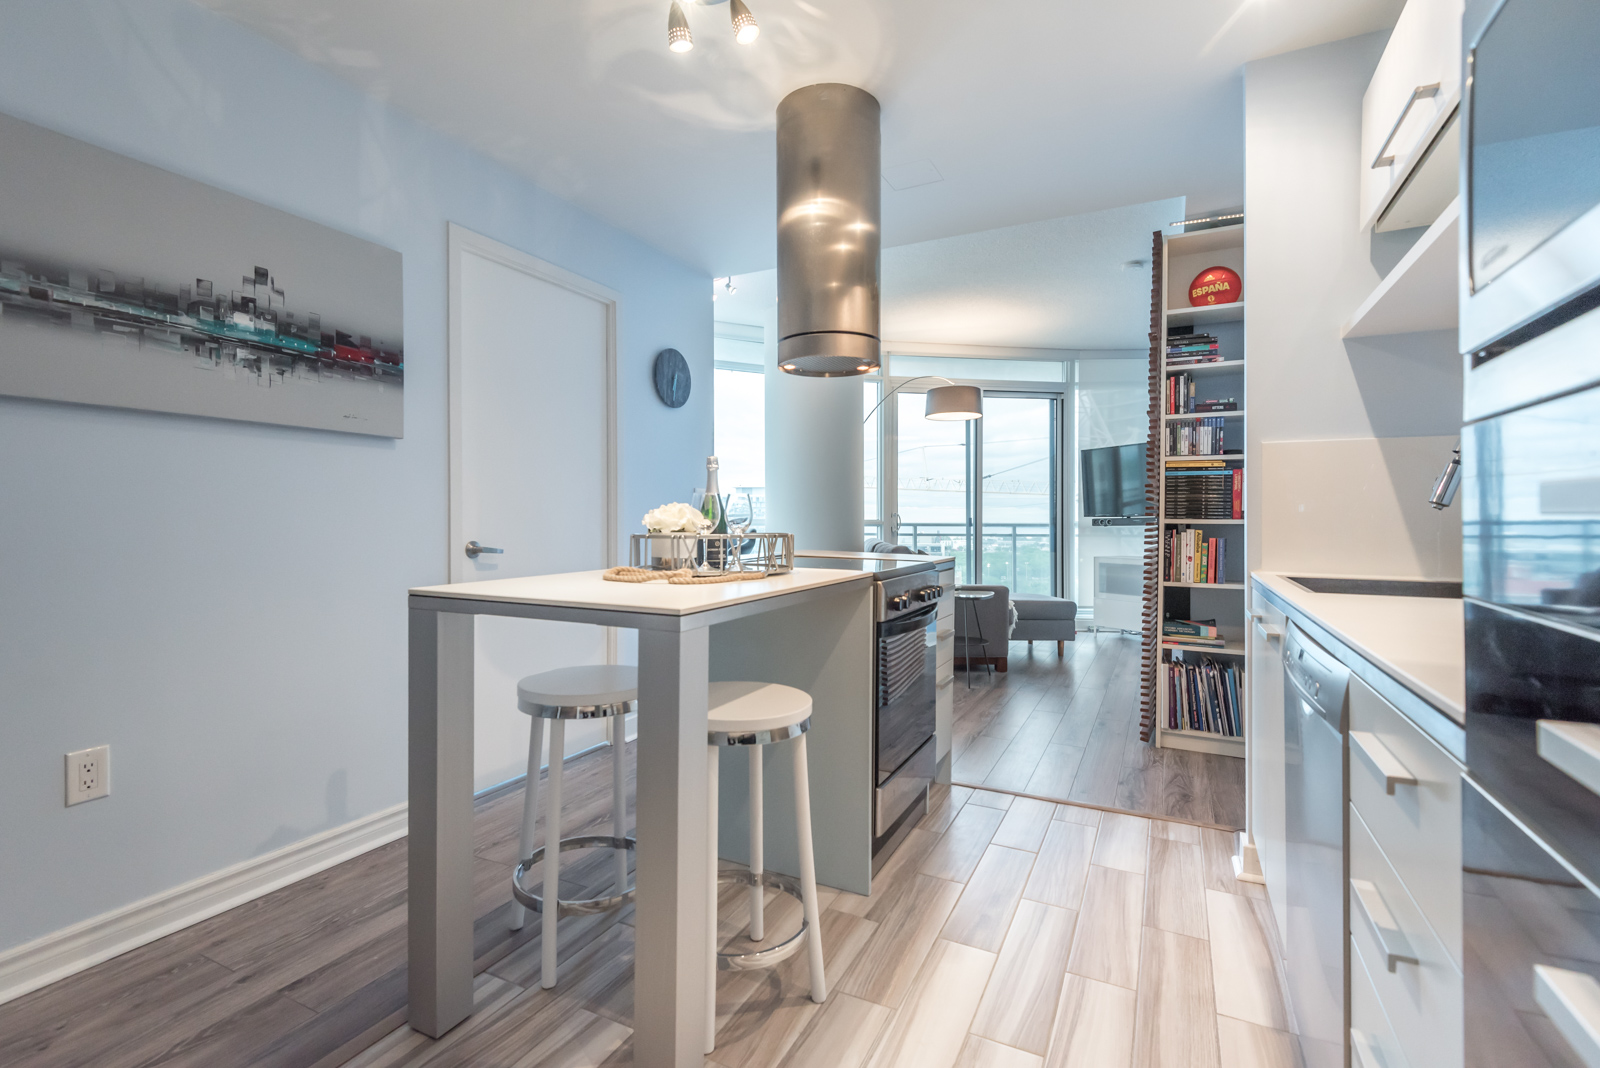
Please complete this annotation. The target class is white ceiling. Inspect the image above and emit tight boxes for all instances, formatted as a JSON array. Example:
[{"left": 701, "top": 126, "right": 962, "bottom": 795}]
[
  {"left": 717, "top": 196, "right": 1184, "bottom": 351},
  {"left": 199, "top": 0, "right": 1400, "bottom": 275}
]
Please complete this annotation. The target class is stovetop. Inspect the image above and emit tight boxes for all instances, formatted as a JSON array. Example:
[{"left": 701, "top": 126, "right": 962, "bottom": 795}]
[{"left": 794, "top": 550, "right": 953, "bottom": 581}]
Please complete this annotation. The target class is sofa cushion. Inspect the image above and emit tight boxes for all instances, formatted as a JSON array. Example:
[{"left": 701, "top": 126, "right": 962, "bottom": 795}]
[{"left": 1013, "top": 596, "right": 1078, "bottom": 621}]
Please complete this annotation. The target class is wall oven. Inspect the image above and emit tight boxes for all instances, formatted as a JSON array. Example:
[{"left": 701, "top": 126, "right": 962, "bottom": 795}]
[
  {"left": 1463, "top": 775, "right": 1600, "bottom": 1067},
  {"left": 1461, "top": 0, "right": 1600, "bottom": 361}
]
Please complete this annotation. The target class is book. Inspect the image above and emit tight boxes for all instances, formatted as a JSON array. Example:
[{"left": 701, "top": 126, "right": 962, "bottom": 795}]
[
  {"left": 1166, "top": 416, "right": 1227, "bottom": 456},
  {"left": 1192, "top": 400, "right": 1239, "bottom": 412},
  {"left": 1163, "top": 618, "right": 1219, "bottom": 637},
  {"left": 1165, "top": 655, "right": 1243, "bottom": 737}
]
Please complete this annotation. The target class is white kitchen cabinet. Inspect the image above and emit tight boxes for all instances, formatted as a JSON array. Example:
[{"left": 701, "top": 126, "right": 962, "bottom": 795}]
[
  {"left": 1360, "top": 0, "right": 1464, "bottom": 231},
  {"left": 1249, "top": 590, "right": 1289, "bottom": 952}
]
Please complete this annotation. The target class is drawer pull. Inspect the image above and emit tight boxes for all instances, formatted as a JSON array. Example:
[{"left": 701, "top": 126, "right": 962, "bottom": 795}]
[
  {"left": 1534, "top": 965, "right": 1600, "bottom": 1068},
  {"left": 1351, "top": 731, "right": 1418, "bottom": 795},
  {"left": 1351, "top": 878, "right": 1419, "bottom": 972},
  {"left": 937, "top": 675, "right": 955, "bottom": 689},
  {"left": 1537, "top": 721, "right": 1600, "bottom": 799},
  {"left": 936, "top": 628, "right": 955, "bottom": 641},
  {"left": 1370, "top": 82, "right": 1442, "bottom": 168},
  {"left": 1252, "top": 618, "right": 1282, "bottom": 642},
  {"left": 1350, "top": 1028, "right": 1388, "bottom": 1068}
]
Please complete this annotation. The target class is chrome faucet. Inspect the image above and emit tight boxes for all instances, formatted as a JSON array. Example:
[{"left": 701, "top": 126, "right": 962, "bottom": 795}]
[{"left": 1429, "top": 444, "right": 1461, "bottom": 510}]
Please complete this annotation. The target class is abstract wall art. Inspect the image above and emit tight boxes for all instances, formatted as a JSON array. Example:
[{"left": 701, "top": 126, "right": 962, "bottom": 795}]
[{"left": 0, "top": 111, "right": 404, "bottom": 437}]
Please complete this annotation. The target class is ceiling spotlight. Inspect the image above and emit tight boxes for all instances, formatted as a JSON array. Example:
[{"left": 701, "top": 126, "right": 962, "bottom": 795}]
[
  {"left": 668, "top": 1, "right": 694, "bottom": 52},
  {"left": 730, "top": 0, "right": 760, "bottom": 43}
]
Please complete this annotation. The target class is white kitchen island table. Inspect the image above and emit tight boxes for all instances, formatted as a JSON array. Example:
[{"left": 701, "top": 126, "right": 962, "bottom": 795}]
[{"left": 407, "top": 567, "right": 874, "bottom": 1066}]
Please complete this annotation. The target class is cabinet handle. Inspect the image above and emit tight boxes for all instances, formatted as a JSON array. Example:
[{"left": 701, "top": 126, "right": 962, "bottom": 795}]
[
  {"left": 1370, "top": 82, "right": 1442, "bottom": 168},
  {"left": 1538, "top": 721, "right": 1600, "bottom": 799},
  {"left": 1534, "top": 965, "right": 1600, "bottom": 1068},
  {"left": 1350, "top": 1029, "right": 1385, "bottom": 1068},
  {"left": 1350, "top": 731, "right": 1419, "bottom": 795},
  {"left": 1250, "top": 615, "right": 1282, "bottom": 642},
  {"left": 1350, "top": 878, "right": 1419, "bottom": 972}
]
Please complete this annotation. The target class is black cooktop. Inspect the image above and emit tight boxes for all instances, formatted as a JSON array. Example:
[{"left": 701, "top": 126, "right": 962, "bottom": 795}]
[{"left": 794, "top": 551, "right": 953, "bottom": 580}]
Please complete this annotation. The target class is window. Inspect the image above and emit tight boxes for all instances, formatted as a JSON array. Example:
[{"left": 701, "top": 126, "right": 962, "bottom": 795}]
[{"left": 713, "top": 326, "right": 768, "bottom": 526}]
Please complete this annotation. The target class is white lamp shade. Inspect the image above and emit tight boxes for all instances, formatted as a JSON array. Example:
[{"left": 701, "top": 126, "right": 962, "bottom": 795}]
[{"left": 925, "top": 384, "right": 983, "bottom": 420}]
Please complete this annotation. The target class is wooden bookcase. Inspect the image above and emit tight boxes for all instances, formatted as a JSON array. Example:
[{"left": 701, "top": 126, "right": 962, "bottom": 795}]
[{"left": 1153, "top": 224, "right": 1246, "bottom": 757}]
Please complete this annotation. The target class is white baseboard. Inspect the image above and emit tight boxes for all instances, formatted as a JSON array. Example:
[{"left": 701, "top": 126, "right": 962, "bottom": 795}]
[{"left": 0, "top": 802, "right": 408, "bottom": 1007}]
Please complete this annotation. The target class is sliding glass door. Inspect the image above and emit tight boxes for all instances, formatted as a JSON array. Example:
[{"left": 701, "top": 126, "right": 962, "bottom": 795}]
[
  {"left": 980, "top": 395, "right": 1057, "bottom": 596},
  {"left": 886, "top": 385, "right": 1061, "bottom": 594}
]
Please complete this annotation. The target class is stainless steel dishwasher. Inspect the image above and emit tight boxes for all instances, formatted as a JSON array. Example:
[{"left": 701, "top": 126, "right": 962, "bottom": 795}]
[{"left": 1283, "top": 623, "right": 1351, "bottom": 1068}]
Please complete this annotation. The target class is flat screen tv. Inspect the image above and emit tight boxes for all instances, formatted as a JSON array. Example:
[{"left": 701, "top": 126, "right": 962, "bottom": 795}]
[{"left": 1081, "top": 442, "right": 1148, "bottom": 517}]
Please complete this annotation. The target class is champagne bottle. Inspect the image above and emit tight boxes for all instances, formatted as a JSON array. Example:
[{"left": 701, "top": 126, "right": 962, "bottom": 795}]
[{"left": 701, "top": 456, "right": 727, "bottom": 568}]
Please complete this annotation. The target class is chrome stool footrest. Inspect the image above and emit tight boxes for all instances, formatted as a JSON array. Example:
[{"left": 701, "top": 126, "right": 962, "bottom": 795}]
[
  {"left": 512, "top": 835, "right": 636, "bottom": 918},
  {"left": 715, "top": 868, "right": 809, "bottom": 971}
]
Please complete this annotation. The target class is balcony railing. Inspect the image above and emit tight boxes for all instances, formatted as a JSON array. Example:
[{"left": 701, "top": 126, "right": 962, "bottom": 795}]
[{"left": 865, "top": 521, "right": 1056, "bottom": 596}]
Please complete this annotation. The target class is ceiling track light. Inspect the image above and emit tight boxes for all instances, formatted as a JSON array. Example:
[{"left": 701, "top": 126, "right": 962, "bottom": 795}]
[
  {"left": 666, "top": 0, "right": 758, "bottom": 53},
  {"left": 667, "top": 1, "right": 693, "bottom": 52},
  {"left": 730, "top": 0, "right": 759, "bottom": 43}
]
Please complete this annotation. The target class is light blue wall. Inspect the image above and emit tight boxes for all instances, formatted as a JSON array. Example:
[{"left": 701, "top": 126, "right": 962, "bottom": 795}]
[{"left": 0, "top": 0, "right": 711, "bottom": 951}]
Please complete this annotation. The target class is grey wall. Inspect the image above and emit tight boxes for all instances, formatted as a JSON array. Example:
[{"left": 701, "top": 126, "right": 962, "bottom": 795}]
[
  {"left": 1244, "top": 32, "right": 1463, "bottom": 577},
  {"left": 0, "top": 0, "right": 711, "bottom": 952}
]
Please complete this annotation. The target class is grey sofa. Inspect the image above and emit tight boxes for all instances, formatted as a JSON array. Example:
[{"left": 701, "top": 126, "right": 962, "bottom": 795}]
[
  {"left": 953, "top": 584, "right": 1018, "bottom": 672},
  {"left": 1011, "top": 596, "right": 1078, "bottom": 655}
]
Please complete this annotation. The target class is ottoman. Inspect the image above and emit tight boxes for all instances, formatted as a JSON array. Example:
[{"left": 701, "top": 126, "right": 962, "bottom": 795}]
[{"left": 1011, "top": 596, "right": 1078, "bottom": 656}]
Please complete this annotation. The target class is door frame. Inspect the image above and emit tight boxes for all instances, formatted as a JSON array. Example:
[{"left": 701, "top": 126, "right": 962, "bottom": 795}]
[{"left": 445, "top": 222, "right": 620, "bottom": 585}]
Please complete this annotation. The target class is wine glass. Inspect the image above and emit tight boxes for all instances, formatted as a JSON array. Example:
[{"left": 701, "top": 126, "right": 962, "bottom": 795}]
[{"left": 726, "top": 493, "right": 755, "bottom": 570}]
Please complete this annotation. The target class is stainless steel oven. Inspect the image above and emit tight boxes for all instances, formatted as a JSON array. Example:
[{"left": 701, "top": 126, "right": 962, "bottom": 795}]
[
  {"left": 1463, "top": 775, "right": 1600, "bottom": 1067},
  {"left": 794, "top": 551, "right": 952, "bottom": 866},
  {"left": 872, "top": 566, "right": 947, "bottom": 860},
  {"left": 1461, "top": 0, "right": 1600, "bottom": 360}
]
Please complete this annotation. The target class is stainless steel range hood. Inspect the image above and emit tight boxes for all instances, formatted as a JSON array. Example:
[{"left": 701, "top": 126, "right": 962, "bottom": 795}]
[{"left": 775, "top": 83, "right": 881, "bottom": 377}]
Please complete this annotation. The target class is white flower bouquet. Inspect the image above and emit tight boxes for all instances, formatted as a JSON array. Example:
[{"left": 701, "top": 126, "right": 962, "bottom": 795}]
[
  {"left": 642, "top": 502, "right": 712, "bottom": 533},
  {"left": 641, "top": 502, "right": 710, "bottom": 570}
]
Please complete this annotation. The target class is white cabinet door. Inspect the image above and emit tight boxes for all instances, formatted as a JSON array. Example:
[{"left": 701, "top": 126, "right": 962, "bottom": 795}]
[
  {"left": 1360, "top": 0, "right": 1464, "bottom": 230},
  {"left": 1250, "top": 592, "right": 1289, "bottom": 952},
  {"left": 448, "top": 225, "right": 617, "bottom": 791}
]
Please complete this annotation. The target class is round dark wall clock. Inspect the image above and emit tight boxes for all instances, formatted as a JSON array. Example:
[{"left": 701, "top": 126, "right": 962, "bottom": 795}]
[{"left": 653, "top": 348, "right": 691, "bottom": 408}]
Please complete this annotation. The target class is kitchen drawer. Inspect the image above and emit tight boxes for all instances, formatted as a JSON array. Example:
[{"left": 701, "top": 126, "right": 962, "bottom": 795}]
[
  {"left": 1350, "top": 807, "right": 1464, "bottom": 1068},
  {"left": 1352, "top": 935, "right": 1414, "bottom": 1068},
  {"left": 1349, "top": 674, "right": 1464, "bottom": 968}
]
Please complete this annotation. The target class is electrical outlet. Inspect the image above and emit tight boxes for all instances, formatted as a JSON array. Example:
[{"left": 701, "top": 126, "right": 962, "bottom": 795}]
[{"left": 65, "top": 745, "right": 110, "bottom": 806}]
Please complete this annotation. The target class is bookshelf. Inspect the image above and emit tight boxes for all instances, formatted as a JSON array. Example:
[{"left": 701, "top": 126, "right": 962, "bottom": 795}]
[{"left": 1152, "top": 222, "right": 1246, "bottom": 758}]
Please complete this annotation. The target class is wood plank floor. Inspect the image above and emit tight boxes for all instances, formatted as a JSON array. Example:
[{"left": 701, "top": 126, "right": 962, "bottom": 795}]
[
  {"left": 0, "top": 782, "right": 1288, "bottom": 1068},
  {"left": 0, "top": 634, "right": 1259, "bottom": 1067},
  {"left": 951, "top": 632, "right": 1245, "bottom": 830}
]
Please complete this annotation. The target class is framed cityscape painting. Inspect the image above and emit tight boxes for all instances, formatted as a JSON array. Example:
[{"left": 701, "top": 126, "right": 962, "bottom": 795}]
[{"left": 0, "top": 111, "right": 403, "bottom": 437}]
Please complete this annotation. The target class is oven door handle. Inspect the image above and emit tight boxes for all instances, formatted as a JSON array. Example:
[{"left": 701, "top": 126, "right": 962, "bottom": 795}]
[
  {"left": 1534, "top": 965, "right": 1600, "bottom": 1068},
  {"left": 1538, "top": 721, "right": 1600, "bottom": 799},
  {"left": 879, "top": 604, "right": 939, "bottom": 637}
]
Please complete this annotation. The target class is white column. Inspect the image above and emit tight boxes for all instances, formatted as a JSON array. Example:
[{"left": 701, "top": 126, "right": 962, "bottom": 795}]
[{"left": 764, "top": 304, "right": 865, "bottom": 552}]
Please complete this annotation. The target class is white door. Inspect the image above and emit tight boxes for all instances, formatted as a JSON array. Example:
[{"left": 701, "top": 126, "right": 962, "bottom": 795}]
[{"left": 448, "top": 224, "right": 617, "bottom": 791}]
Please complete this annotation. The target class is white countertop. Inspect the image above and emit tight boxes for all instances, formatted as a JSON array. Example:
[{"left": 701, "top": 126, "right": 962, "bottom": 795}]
[
  {"left": 1253, "top": 571, "right": 1465, "bottom": 724},
  {"left": 411, "top": 567, "right": 870, "bottom": 617}
]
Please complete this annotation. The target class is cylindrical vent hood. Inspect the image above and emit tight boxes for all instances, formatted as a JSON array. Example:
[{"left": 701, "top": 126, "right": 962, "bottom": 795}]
[{"left": 776, "top": 83, "right": 881, "bottom": 377}]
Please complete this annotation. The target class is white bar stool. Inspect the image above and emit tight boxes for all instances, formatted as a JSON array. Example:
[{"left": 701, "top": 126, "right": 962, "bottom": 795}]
[
  {"left": 509, "top": 665, "right": 637, "bottom": 990},
  {"left": 704, "top": 681, "right": 826, "bottom": 1053}
]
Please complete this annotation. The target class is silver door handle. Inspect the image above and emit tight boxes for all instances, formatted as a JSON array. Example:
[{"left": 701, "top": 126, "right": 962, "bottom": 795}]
[
  {"left": 465, "top": 541, "right": 504, "bottom": 558},
  {"left": 1371, "top": 82, "right": 1441, "bottom": 168},
  {"left": 1538, "top": 721, "right": 1600, "bottom": 799},
  {"left": 1534, "top": 965, "right": 1600, "bottom": 1068},
  {"left": 1351, "top": 731, "right": 1418, "bottom": 795},
  {"left": 1351, "top": 878, "right": 1418, "bottom": 972}
]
